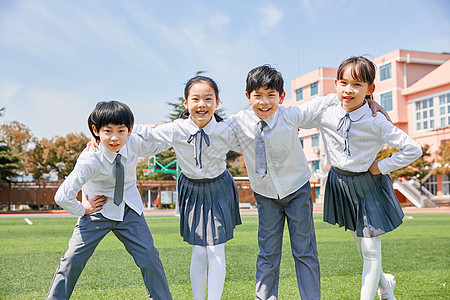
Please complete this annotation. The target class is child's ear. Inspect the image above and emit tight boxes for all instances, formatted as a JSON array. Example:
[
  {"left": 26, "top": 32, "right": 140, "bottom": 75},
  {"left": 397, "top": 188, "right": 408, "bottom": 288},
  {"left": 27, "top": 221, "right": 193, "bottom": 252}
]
[
  {"left": 279, "top": 92, "right": 286, "bottom": 104},
  {"left": 182, "top": 98, "right": 188, "bottom": 108},
  {"left": 246, "top": 91, "right": 251, "bottom": 104},
  {"left": 368, "top": 84, "right": 375, "bottom": 95},
  {"left": 128, "top": 125, "right": 133, "bottom": 136},
  {"left": 215, "top": 98, "right": 220, "bottom": 109},
  {"left": 92, "top": 124, "right": 99, "bottom": 136}
]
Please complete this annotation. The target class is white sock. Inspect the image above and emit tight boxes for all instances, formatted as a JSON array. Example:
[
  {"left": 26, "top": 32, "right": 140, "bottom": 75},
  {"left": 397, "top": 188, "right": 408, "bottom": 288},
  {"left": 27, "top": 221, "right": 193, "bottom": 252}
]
[
  {"left": 207, "top": 244, "right": 226, "bottom": 300},
  {"left": 190, "top": 244, "right": 226, "bottom": 300},
  {"left": 191, "top": 245, "right": 207, "bottom": 300},
  {"left": 351, "top": 232, "right": 386, "bottom": 300}
]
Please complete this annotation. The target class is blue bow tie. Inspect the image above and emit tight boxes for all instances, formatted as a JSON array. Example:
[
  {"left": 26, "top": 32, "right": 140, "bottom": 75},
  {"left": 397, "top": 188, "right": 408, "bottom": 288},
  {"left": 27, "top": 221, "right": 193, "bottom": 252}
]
[
  {"left": 336, "top": 113, "right": 352, "bottom": 157},
  {"left": 187, "top": 128, "right": 210, "bottom": 169}
]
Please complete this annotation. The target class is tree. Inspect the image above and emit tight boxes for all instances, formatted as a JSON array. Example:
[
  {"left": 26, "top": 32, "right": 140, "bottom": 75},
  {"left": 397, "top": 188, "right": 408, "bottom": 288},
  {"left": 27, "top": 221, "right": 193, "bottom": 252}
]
[
  {"left": 0, "top": 108, "right": 23, "bottom": 183},
  {"left": 376, "top": 144, "right": 433, "bottom": 181},
  {"left": 0, "top": 144, "right": 22, "bottom": 183},
  {"left": 0, "top": 121, "right": 33, "bottom": 154},
  {"left": 26, "top": 133, "right": 90, "bottom": 180},
  {"left": 435, "top": 141, "right": 450, "bottom": 174}
]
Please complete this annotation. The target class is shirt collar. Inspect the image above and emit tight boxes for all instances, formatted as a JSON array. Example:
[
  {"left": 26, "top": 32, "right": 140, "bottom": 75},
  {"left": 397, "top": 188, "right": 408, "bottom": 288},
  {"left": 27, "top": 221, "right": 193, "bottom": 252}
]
[
  {"left": 187, "top": 115, "right": 217, "bottom": 135},
  {"left": 337, "top": 101, "right": 369, "bottom": 120},
  {"left": 99, "top": 141, "right": 128, "bottom": 164}
]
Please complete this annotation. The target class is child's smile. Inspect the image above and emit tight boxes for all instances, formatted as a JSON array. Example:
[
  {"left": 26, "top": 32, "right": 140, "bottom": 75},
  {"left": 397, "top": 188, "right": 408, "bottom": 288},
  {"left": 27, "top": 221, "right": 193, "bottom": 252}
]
[
  {"left": 183, "top": 81, "right": 219, "bottom": 128},
  {"left": 247, "top": 87, "right": 285, "bottom": 120}
]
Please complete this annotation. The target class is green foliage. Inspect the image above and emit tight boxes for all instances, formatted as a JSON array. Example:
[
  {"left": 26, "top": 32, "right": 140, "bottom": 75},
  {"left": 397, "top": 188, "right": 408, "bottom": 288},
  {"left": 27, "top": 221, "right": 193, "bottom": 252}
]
[
  {"left": 0, "top": 144, "right": 22, "bottom": 183},
  {"left": 0, "top": 214, "right": 448, "bottom": 299}
]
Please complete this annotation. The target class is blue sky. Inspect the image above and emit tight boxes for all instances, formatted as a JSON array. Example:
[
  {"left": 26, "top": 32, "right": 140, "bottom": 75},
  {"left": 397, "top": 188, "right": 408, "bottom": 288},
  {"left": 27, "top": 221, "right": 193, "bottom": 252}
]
[{"left": 1, "top": 0, "right": 449, "bottom": 139}]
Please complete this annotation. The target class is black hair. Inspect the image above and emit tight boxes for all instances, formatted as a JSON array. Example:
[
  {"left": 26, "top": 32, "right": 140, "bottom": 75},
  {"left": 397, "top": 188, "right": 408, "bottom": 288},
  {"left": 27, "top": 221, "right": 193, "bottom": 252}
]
[
  {"left": 88, "top": 101, "right": 134, "bottom": 140},
  {"left": 337, "top": 56, "right": 376, "bottom": 100},
  {"left": 246, "top": 65, "right": 284, "bottom": 96},
  {"left": 180, "top": 75, "right": 223, "bottom": 122},
  {"left": 184, "top": 76, "right": 220, "bottom": 100}
]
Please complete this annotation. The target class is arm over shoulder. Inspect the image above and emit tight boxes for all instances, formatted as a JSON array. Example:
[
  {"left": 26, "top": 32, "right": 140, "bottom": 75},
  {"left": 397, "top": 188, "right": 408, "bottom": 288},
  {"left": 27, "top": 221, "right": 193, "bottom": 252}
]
[
  {"left": 291, "top": 93, "right": 339, "bottom": 128},
  {"left": 132, "top": 123, "right": 174, "bottom": 144},
  {"left": 127, "top": 133, "right": 171, "bottom": 157}
]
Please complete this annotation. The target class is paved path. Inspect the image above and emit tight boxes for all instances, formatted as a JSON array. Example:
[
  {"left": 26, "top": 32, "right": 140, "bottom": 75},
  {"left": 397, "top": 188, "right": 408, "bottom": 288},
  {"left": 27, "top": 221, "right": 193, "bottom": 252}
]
[{"left": 1, "top": 203, "right": 449, "bottom": 218}]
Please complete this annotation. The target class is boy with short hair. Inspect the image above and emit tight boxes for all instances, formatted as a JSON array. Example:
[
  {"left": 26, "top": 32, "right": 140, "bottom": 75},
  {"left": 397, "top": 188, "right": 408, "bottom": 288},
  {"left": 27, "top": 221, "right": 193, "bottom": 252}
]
[
  {"left": 47, "top": 101, "right": 172, "bottom": 300},
  {"left": 227, "top": 65, "right": 338, "bottom": 300}
]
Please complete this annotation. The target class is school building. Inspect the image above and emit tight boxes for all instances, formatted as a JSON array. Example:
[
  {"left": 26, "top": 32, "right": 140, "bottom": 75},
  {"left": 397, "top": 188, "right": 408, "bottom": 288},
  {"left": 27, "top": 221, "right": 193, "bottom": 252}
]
[{"left": 283, "top": 49, "right": 450, "bottom": 206}]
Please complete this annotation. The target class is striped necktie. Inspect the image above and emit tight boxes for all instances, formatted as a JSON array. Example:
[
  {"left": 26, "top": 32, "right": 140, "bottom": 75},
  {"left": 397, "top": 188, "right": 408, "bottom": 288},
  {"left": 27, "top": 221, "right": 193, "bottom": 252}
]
[{"left": 255, "top": 120, "right": 267, "bottom": 178}]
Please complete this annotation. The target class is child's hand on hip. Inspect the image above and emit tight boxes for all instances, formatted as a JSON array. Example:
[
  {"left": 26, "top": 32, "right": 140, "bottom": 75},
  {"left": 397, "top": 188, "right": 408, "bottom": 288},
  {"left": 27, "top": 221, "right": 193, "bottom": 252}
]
[
  {"left": 368, "top": 159, "right": 381, "bottom": 175},
  {"left": 82, "top": 195, "right": 108, "bottom": 215}
]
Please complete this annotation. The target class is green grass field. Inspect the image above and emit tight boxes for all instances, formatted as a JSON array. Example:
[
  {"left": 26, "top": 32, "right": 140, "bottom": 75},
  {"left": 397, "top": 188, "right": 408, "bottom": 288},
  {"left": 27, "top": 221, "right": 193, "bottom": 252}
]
[{"left": 0, "top": 213, "right": 448, "bottom": 299}]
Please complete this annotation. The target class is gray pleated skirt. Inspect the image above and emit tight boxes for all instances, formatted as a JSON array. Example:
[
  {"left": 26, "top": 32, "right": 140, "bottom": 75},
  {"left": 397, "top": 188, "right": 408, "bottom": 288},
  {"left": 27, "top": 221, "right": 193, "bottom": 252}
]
[
  {"left": 323, "top": 166, "right": 404, "bottom": 238},
  {"left": 177, "top": 169, "right": 242, "bottom": 246}
]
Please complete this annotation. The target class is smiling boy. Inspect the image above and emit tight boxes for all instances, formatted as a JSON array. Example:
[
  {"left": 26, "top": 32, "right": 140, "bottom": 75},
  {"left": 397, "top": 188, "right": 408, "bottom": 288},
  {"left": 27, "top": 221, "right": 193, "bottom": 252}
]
[
  {"left": 47, "top": 101, "right": 172, "bottom": 300},
  {"left": 226, "top": 65, "right": 343, "bottom": 300}
]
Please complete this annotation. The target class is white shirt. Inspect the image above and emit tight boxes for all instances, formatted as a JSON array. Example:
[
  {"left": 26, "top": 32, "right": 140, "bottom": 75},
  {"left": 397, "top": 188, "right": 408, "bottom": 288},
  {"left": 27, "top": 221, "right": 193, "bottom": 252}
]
[
  {"left": 54, "top": 134, "right": 168, "bottom": 221},
  {"left": 133, "top": 116, "right": 240, "bottom": 179},
  {"left": 309, "top": 97, "right": 422, "bottom": 174},
  {"left": 226, "top": 93, "right": 338, "bottom": 199}
]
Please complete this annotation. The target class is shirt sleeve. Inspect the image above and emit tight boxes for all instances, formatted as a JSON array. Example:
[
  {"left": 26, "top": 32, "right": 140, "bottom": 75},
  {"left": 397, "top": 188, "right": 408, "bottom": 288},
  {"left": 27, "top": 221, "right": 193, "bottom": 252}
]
[
  {"left": 291, "top": 93, "right": 339, "bottom": 129},
  {"left": 127, "top": 134, "right": 171, "bottom": 157},
  {"left": 377, "top": 116, "right": 423, "bottom": 174},
  {"left": 54, "top": 154, "right": 98, "bottom": 216},
  {"left": 221, "top": 118, "right": 243, "bottom": 153},
  {"left": 133, "top": 123, "right": 174, "bottom": 144}
]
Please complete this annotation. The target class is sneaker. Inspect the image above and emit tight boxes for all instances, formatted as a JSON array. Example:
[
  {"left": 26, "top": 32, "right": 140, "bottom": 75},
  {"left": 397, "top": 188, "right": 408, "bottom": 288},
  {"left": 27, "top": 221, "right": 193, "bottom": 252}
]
[{"left": 378, "top": 273, "right": 396, "bottom": 300}]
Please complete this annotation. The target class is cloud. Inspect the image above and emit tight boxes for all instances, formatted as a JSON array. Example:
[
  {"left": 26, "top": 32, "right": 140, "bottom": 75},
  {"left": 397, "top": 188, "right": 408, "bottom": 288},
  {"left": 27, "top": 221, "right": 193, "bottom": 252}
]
[
  {"left": 257, "top": 4, "right": 284, "bottom": 35},
  {"left": 0, "top": 83, "right": 22, "bottom": 104},
  {"left": 0, "top": 0, "right": 168, "bottom": 71}
]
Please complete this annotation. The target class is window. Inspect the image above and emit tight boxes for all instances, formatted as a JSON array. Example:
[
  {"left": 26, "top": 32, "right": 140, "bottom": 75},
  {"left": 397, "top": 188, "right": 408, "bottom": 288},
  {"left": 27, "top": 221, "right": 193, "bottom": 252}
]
[
  {"left": 380, "top": 92, "right": 393, "bottom": 111},
  {"left": 310, "top": 82, "right": 318, "bottom": 96},
  {"left": 380, "top": 63, "right": 391, "bottom": 81},
  {"left": 311, "top": 134, "right": 319, "bottom": 147},
  {"left": 311, "top": 160, "right": 319, "bottom": 172},
  {"left": 299, "top": 137, "right": 304, "bottom": 148},
  {"left": 438, "top": 93, "right": 450, "bottom": 127},
  {"left": 424, "top": 175, "right": 437, "bottom": 196},
  {"left": 315, "top": 186, "right": 320, "bottom": 200},
  {"left": 415, "top": 97, "right": 435, "bottom": 131},
  {"left": 296, "top": 88, "right": 303, "bottom": 101}
]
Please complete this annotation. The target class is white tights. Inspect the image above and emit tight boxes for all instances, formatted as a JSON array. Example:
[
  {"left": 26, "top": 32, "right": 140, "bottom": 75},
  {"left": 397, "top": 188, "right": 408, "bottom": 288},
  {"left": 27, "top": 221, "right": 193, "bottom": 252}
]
[
  {"left": 351, "top": 231, "right": 390, "bottom": 300},
  {"left": 190, "top": 244, "right": 226, "bottom": 300}
]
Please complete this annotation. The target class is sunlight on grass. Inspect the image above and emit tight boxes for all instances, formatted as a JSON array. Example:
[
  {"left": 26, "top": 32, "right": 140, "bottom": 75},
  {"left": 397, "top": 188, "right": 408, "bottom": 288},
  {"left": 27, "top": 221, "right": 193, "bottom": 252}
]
[{"left": 0, "top": 213, "right": 448, "bottom": 299}]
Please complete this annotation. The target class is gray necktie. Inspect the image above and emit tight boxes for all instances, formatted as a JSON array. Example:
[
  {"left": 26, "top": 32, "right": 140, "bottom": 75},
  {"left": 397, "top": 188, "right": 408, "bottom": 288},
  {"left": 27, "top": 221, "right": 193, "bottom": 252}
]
[
  {"left": 255, "top": 120, "right": 267, "bottom": 178},
  {"left": 114, "top": 154, "right": 124, "bottom": 206}
]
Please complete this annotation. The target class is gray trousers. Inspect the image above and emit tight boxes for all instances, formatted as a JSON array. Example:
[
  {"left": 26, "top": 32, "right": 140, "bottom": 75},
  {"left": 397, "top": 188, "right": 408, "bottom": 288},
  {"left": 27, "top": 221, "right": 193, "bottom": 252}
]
[
  {"left": 254, "top": 182, "right": 320, "bottom": 300},
  {"left": 47, "top": 206, "right": 172, "bottom": 300}
]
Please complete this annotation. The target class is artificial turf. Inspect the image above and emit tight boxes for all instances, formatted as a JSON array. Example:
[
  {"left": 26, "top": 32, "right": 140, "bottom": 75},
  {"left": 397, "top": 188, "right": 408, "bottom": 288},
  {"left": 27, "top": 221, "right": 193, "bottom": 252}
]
[{"left": 0, "top": 213, "right": 448, "bottom": 299}]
